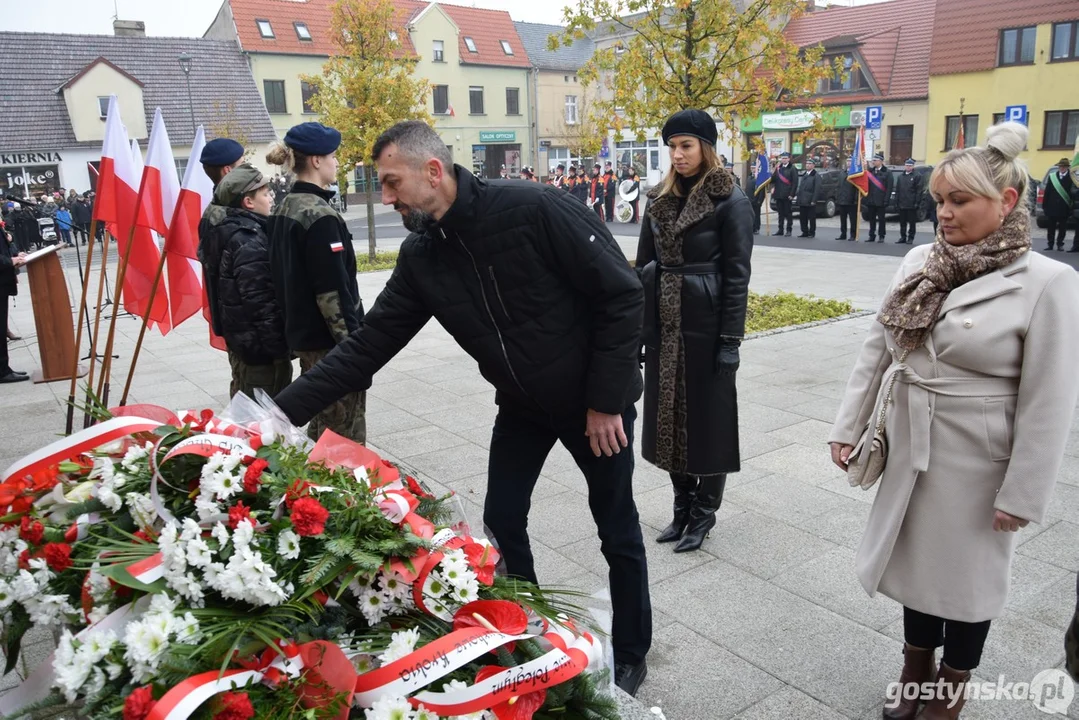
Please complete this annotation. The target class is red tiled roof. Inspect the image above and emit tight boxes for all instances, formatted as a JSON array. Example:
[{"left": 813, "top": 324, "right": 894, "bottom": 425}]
[
  {"left": 781, "top": 0, "right": 937, "bottom": 102},
  {"left": 929, "top": 0, "right": 1079, "bottom": 75},
  {"left": 434, "top": 2, "right": 531, "bottom": 68},
  {"left": 226, "top": 0, "right": 422, "bottom": 57}
]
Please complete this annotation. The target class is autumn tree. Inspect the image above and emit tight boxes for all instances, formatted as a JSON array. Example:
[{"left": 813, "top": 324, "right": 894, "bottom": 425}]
[
  {"left": 554, "top": 0, "right": 836, "bottom": 143},
  {"left": 562, "top": 91, "right": 607, "bottom": 165},
  {"left": 303, "top": 0, "right": 431, "bottom": 260},
  {"left": 208, "top": 100, "right": 252, "bottom": 159}
]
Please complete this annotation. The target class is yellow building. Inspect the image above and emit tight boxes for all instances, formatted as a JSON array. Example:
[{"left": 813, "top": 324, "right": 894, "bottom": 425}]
[{"left": 926, "top": 0, "right": 1079, "bottom": 177}]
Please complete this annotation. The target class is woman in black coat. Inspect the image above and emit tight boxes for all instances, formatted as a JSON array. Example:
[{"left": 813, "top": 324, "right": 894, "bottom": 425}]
[{"left": 635, "top": 109, "right": 753, "bottom": 553}]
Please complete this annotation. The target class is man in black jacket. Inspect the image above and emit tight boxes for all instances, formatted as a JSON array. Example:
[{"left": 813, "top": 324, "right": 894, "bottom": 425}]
[
  {"left": 1045, "top": 158, "right": 1075, "bottom": 251},
  {"left": 603, "top": 162, "right": 617, "bottom": 222},
  {"left": 835, "top": 161, "right": 859, "bottom": 241},
  {"left": 1, "top": 228, "right": 28, "bottom": 383},
  {"left": 770, "top": 151, "right": 798, "bottom": 236},
  {"left": 273, "top": 119, "right": 652, "bottom": 696},
  {"left": 71, "top": 193, "right": 92, "bottom": 245},
  {"left": 865, "top": 152, "right": 893, "bottom": 243},
  {"left": 895, "top": 158, "right": 922, "bottom": 244},
  {"left": 796, "top": 158, "right": 820, "bottom": 238},
  {"left": 202, "top": 165, "right": 292, "bottom": 398}
]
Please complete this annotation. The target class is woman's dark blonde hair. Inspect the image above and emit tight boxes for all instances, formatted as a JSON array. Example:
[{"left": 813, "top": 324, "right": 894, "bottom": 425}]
[
  {"left": 657, "top": 138, "right": 723, "bottom": 198},
  {"left": 265, "top": 141, "right": 311, "bottom": 174},
  {"left": 929, "top": 121, "right": 1030, "bottom": 212}
]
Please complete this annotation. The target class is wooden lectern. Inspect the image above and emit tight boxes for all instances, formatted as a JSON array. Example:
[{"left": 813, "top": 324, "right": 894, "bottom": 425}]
[{"left": 23, "top": 246, "right": 87, "bottom": 383}]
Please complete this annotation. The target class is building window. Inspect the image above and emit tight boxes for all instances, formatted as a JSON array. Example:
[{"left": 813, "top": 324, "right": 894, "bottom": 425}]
[
  {"left": 388, "top": 30, "right": 398, "bottom": 42},
  {"left": 294, "top": 22, "right": 311, "bottom": 41},
  {"left": 264, "top": 80, "right": 287, "bottom": 113},
  {"left": 565, "top": 95, "right": 578, "bottom": 124},
  {"left": 1044, "top": 110, "right": 1079, "bottom": 149},
  {"left": 469, "top": 86, "right": 484, "bottom": 115},
  {"left": 500, "top": 40, "right": 513, "bottom": 55},
  {"left": 433, "top": 85, "right": 449, "bottom": 115},
  {"left": 888, "top": 125, "right": 913, "bottom": 166},
  {"left": 464, "top": 37, "right": 478, "bottom": 53},
  {"left": 1051, "top": 21, "right": 1079, "bottom": 61},
  {"left": 433, "top": 40, "right": 444, "bottom": 62},
  {"left": 174, "top": 158, "right": 188, "bottom": 183},
  {"left": 944, "top": 115, "right": 979, "bottom": 149},
  {"left": 998, "top": 26, "right": 1036, "bottom": 66},
  {"left": 256, "top": 19, "right": 274, "bottom": 39},
  {"left": 97, "top": 96, "right": 109, "bottom": 119},
  {"left": 506, "top": 87, "right": 520, "bottom": 116},
  {"left": 818, "top": 52, "right": 868, "bottom": 93},
  {"left": 615, "top": 42, "right": 625, "bottom": 55},
  {"left": 301, "top": 81, "right": 318, "bottom": 114}
]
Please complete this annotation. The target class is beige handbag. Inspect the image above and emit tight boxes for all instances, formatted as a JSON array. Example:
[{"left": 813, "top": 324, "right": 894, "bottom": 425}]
[{"left": 847, "top": 351, "right": 909, "bottom": 490}]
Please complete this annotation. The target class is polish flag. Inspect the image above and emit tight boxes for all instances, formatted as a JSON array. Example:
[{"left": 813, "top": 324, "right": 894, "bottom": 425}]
[
  {"left": 165, "top": 126, "right": 224, "bottom": 349},
  {"left": 127, "top": 135, "right": 171, "bottom": 331},
  {"left": 92, "top": 97, "right": 167, "bottom": 325},
  {"left": 134, "top": 109, "right": 181, "bottom": 334}
]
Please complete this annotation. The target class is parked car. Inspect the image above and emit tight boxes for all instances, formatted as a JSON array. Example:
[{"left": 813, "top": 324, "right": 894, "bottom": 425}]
[
  {"left": 885, "top": 165, "right": 935, "bottom": 221},
  {"left": 768, "top": 167, "right": 843, "bottom": 218},
  {"left": 1034, "top": 168, "right": 1077, "bottom": 229}
]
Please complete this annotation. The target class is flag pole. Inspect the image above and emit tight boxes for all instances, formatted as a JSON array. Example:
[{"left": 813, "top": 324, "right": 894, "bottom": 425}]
[
  {"left": 84, "top": 227, "right": 114, "bottom": 427},
  {"left": 65, "top": 216, "right": 99, "bottom": 434},
  {"left": 95, "top": 220, "right": 142, "bottom": 409},
  {"left": 119, "top": 247, "right": 168, "bottom": 406}
]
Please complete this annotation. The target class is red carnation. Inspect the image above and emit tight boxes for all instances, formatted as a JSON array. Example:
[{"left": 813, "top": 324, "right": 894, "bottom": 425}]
[
  {"left": 44, "top": 542, "right": 73, "bottom": 572},
  {"left": 123, "top": 685, "right": 156, "bottom": 720},
  {"left": 405, "top": 475, "right": 435, "bottom": 500},
  {"left": 227, "top": 501, "right": 253, "bottom": 530},
  {"left": 285, "top": 479, "right": 314, "bottom": 509},
  {"left": 20, "top": 517, "right": 44, "bottom": 546},
  {"left": 242, "top": 459, "right": 268, "bottom": 494},
  {"left": 290, "top": 496, "right": 329, "bottom": 536},
  {"left": 214, "top": 691, "right": 255, "bottom": 720},
  {"left": 17, "top": 549, "right": 30, "bottom": 570}
]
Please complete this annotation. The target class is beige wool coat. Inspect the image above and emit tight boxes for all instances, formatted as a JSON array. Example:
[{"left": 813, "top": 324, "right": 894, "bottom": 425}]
[{"left": 831, "top": 245, "right": 1079, "bottom": 622}]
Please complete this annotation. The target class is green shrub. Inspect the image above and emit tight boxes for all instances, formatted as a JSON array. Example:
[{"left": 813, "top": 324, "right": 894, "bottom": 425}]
[
  {"left": 356, "top": 251, "right": 399, "bottom": 272},
  {"left": 746, "top": 291, "right": 854, "bottom": 333}
]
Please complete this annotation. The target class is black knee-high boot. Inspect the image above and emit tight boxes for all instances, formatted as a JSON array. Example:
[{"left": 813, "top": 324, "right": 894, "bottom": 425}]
[
  {"left": 674, "top": 474, "right": 726, "bottom": 553},
  {"left": 656, "top": 473, "right": 698, "bottom": 543}
]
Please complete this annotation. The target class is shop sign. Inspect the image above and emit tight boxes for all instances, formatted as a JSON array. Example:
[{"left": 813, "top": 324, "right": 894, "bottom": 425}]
[
  {"left": 0, "top": 151, "right": 63, "bottom": 165},
  {"left": 478, "top": 131, "right": 516, "bottom": 143},
  {"left": 762, "top": 110, "right": 819, "bottom": 130},
  {"left": 0, "top": 165, "right": 60, "bottom": 197}
]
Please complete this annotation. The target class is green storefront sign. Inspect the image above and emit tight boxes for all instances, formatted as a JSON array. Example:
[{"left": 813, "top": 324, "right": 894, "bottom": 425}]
[
  {"left": 741, "top": 106, "right": 852, "bottom": 133},
  {"left": 479, "top": 131, "right": 516, "bottom": 143}
]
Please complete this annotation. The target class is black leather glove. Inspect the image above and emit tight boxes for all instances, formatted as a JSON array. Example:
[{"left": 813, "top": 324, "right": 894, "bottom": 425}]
[{"left": 716, "top": 338, "right": 741, "bottom": 375}]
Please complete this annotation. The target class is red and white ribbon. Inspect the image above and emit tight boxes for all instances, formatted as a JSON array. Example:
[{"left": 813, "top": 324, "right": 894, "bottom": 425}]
[
  {"left": 1, "top": 416, "right": 161, "bottom": 485},
  {"left": 128, "top": 552, "right": 165, "bottom": 584}
]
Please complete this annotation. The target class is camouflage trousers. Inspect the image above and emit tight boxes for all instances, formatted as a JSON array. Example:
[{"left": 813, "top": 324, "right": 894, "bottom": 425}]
[
  {"left": 295, "top": 349, "right": 367, "bottom": 444},
  {"left": 227, "top": 351, "right": 293, "bottom": 400}
]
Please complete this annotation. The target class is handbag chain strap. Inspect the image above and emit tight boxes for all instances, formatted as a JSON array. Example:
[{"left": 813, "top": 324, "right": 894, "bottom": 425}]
[{"left": 874, "top": 349, "right": 911, "bottom": 435}]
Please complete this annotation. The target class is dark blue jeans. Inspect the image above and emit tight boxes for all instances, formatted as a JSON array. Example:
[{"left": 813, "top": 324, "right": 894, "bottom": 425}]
[{"left": 483, "top": 404, "right": 652, "bottom": 665}]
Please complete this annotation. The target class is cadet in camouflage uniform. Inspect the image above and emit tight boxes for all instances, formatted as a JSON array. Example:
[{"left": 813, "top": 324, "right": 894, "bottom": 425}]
[{"left": 266, "top": 122, "right": 366, "bottom": 443}]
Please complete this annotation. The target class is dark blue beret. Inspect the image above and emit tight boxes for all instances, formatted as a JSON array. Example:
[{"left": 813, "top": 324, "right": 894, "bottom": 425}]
[
  {"left": 200, "top": 138, "right": 244, "bottom": 166},
  {"left": 284, "top": 122, "right": 341, "bottom": 156}
]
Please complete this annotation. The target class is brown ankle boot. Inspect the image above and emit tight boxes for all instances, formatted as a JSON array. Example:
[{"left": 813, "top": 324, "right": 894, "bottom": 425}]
[
  {"left": 919, "top": 662, "right": 971, "bottom": 719},
  {"left": 883, "top": 644, "right": 935, "bottom": 720}
]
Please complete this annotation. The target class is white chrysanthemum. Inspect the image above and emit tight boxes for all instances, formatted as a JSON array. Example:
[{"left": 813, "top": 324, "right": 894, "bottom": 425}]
[
  {"left": 359, "top": 587, "right": 388, "bottom": 625},
  {"left": 173, "top": 612, "right": 200, "bottom": 644},
  {"left": 179, "top": 518, "right": 202, "bottom": 544},
  {"left": 87, "top": 605, "right": 110, "bottom": 625},
  {"left": 0, "top": 580, "right": 14, "bottom": 610},
  {"left": 376, "top": 571, "right": 408, "bottom": 599},
  {"left": 10, "top": 570, "right": 39, "bottom": 603},
  {"left": 451, "top": 577, "right": 479, "bottom": 605},
  {"left": 194, "top": 493, "right": 220, "bottom": 521},
  {"left": 186, "top": 537, "right": 213, "bottom": 568},
  {"left": 385, "top": 592, "right": 414, "bottom": 616},
  {"left": 26, "top": 594, "right": 77, "bottom": 627},
  {"left": 276, "top": 529, "right": 300, "bottom": 560},
  {"left": 120, "top": 443, "right": 149, "bottom": 474},
  {"left": 379, "top": 628, "right": 420, "bottom": 664},
  {"left": 352, "top": 653, "right": 380, "bottom": 674},
  {"left": 232, "top": 520, "right": 254, "bottom": 547},
  {"left": 87, "top": 565, "right": 112, "bottom": 603},
  {"left": 364, "top": 696, "right": 414, "bottom": 720},
  {"left": 211, "top": 522, "right": 230, "bottom": 548},
  {"left": 157, "top": 523, "right": 179, "bottom": 555},
  {"left": 440, "top": 561, "right": 472, "bottom": 589},
  {"left": 422, "top": 571, "right": 451, "bottom": 599},
  {"left": 149, "top": 593, "right": 179, "bottom": 615},
  {"left": 96, "top": 485, "right": 122, "bottom": 512},
  {"left": 413, "top": 706, "right": 439, "bottom": 720}
]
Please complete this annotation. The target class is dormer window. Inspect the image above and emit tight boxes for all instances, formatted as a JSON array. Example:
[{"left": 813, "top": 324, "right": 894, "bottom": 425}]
[
  {"left": 464, "top": 37, "right": 478, "bottom": 53},
  {"left": 256, "top": 19, "right": 274, "bottom": 39},
  {"left": 500, "top": 40, "right": 513, "bottom": 55},
  {"left": 294, "top": 22, "right": 312, "bottom": 41},
  {"left": 388, "top": 30, "right": 398, "bottom": 42},
  {"left": 818, "top": 52, "right": 867, "bottom": 93}
]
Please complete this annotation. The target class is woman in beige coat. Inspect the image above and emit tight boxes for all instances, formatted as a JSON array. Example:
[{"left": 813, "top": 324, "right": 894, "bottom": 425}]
[{"left": 830, "top": 122, "right": 1079, "bottom": 720}]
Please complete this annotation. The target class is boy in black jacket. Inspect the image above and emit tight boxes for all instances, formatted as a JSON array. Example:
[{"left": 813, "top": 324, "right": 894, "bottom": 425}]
[{"left": 202, "top": 164, "right": 292, "bottom": 398}]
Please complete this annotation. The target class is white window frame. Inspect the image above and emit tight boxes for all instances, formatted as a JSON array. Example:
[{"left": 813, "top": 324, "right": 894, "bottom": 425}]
[
  {"left": 500, "top": 40, "right": 513, "bottom": 55},
  {"left": 256, "top": 19, "right": 274, "bottom": 38},
  {"left": 388, "top": 30, "right": 398, "bottom": 42},
  {"left": 433, "top": 40, "right": 444, "bottom": 62},
  {"left": 565, "top": 95, "right": 578, "bottom": 125},
  {"left": 97, "top": 96, "right": 109, "bottom": 119},
  {"left": 469, "top": 86, "right": 485, "bottom": 115},
  {"left": 294, "top": 22, "right": 311, "bottom": 41},
  {"left": 464, "top": 37, "right": 478, "bottom": 53}
]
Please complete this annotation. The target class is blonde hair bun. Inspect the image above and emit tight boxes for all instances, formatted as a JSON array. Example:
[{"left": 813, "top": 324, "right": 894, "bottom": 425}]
[
  {"left": 265, "top": 141, "right": 293, "bottom": 167},
  {"left": 985, "top": 122, "right": 1028, "bottom": 162}
]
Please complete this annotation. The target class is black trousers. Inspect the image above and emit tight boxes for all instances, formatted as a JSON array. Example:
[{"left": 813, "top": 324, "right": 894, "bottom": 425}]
[
  {"left": 593, "top": 202, "right": 604, "bottom": 221},
  {"left": 776, "top": 198, "right": 794, "bottom": 232},
  {"left": 484, "top": 404, "right": 652, "bottom": 665},
  {"left": 838, "top": 204, "right": 856, "bottom": 237},
  {"left": 605, "top": 198, "right": 615, "bottom": 223},
  {"left": 899, "top": 208, "right": 918, "bottom": 241},
  {"left": 630, "top": 199, "right": 639, "bottom": 223},
  {"left": 751, "top": 195, "right": 762, "bottom": 232},
  {"left": 0, "top": 293, "right": 10, "bottom": 375},
  {"left": 866, "top": 205, "right": 887, "bottom": 239},
  {"left": 1047, "top": 217, "right": 1069, "bottom": 248},
  {"left": 798, "top": 206, "right": 816, "bottom": 236},
  {"left": 904, "top": 606, "right": 991, "bottom": 671}
]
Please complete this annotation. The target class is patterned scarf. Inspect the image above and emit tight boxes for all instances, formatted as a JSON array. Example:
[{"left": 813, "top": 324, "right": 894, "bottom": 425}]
[{"left": 878, "top": 208, "right": 1031, "bottom": 351}]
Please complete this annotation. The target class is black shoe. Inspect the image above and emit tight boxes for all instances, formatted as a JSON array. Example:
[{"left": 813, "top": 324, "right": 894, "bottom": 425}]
[
  {"left": 808, "top": 233, "right": 815, "bottom": 238},
  {"left": 797, "top": 233, "right": 809, "bottom": 238},
  {"left": 657, "top": 474, "right": 697, "bottom": 543},
  {"left": 1058, "top": 245, "right": 1065, "bottom": 251},
  {"left": 674, "top": 474, "right": 727, "bottom": 553},
  {"left": 894, "top": 239, "right": 906, "bottom": 244},
  {"left": 0, "top": 372, "right": 29, "bottom": 384},
  {"left": 615, "top": 659, "right": 648, "bottom": 697},
  {"left": 772, "top": 230, "right": 784, "bottom": 236},
  {"left": 868, "top": 237, "right": 876, "bottom": 243},
  {"left": 753, "top": 229, "right": 759, "bottom": 235},
  {"left": 836, "top": 235, "right": 847, "bottom": 241},
  {"left": 784, "top": 230, "right": 792, "bottom": 237},
  {"left": 1068, "top": 247, "right": 1079, "bottom": 253},
  {"left": 1046, "top": 245, "right": 1055, "bottom": 251}
]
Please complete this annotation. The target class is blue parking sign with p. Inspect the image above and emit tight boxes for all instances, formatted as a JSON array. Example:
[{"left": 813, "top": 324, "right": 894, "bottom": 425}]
[
  {"left": 866, "top": 106, "right": 882, "bottom": 129},
  {"left": 1005, "top": 105, "right": 1027, "bottom": 125}
]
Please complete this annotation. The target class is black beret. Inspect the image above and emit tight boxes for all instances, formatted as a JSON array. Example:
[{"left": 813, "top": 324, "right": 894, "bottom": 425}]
[
  {"left": 200, "top": 138, "right": 244, "bottom": 166},
  {"left": 661, "top": 109, "right": 717, "bottom": 147},
  {"left": 284, "top": 122, "right": 341, "bottom": 156}
]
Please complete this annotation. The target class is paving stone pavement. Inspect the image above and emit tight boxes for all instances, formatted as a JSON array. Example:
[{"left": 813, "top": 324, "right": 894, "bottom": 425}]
[{"left": 2, "top": 244, "right": 1078, "bottom": 719}]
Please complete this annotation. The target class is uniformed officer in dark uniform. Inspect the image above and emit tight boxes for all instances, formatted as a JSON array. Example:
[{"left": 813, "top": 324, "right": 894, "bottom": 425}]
[
  {"left": 895, "top": 158, "right": 923, "bottom": 244},
  {"left": 571, "top": 166, "right": 590, "bottom": 205},
  {"left": 770, "top": 151, "right": 798, "bottom": 236},
  {"left": 603, "top": 162, "right": 617, "bottom": 223},
  {"left": 589, "top": 164, "right": 606, "bottom": 220},
  {"left": 1044, "top": 158, "right": 1075, "bottom": 251},
  {"left": 835, "top": 159, "right": 858, "bottom": 241},
  {"left": 266, "top": 122, "right": 366, "bottom": 443},
  {"left": 864, "top": 152, "right": 893, "bottom": 243},
  {"left": 198, "top": 138, "right": 246, "bottom": 256}
]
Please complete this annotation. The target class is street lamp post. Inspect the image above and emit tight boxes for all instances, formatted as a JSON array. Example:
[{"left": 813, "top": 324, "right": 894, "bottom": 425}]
[{"left": 178, "top": 51, "right": 195, "bottom": 135}]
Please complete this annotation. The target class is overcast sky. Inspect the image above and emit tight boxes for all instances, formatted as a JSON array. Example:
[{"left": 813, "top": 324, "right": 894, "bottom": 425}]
[{"left": 3, "top": 0, "right": 885, "bottom": 37}]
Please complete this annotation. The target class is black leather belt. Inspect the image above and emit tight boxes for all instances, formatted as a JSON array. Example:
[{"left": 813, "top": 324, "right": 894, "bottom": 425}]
[{"left": 658, "top": 262, "right": 719, "bottom": 275}]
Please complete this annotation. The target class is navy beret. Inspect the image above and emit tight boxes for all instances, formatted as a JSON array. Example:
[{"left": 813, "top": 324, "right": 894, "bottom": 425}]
[
  {"left": 200, "top": 138, "right": 244, "bottom": 166},
  {"left": 904, "top": 158, "right": 915, "bottom": 165},
  {"left": 873, "top": 152, "right": 885, "bottom": 161},
  {"left": 284, "top": 122, "right": 341, "bottom": 156},
  {"left": 780, "top": 151, "right": 791, "bottom": 158},
  {"left": 661, "top": 109, "right": 717, "bottom": 147}
]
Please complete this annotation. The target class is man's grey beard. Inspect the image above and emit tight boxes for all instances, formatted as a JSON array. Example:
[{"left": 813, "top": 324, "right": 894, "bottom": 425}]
[{"left": 402, "top": 207, "right": 435, "bottom": 233}]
